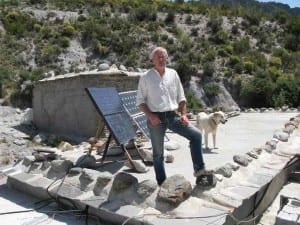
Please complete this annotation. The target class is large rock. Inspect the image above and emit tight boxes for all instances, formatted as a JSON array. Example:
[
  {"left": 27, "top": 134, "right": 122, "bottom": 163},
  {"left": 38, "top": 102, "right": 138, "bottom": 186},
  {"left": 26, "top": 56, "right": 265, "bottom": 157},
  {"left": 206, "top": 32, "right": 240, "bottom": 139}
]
[{"left": 158, "top": 174, "right": 192, "bottom": 206}]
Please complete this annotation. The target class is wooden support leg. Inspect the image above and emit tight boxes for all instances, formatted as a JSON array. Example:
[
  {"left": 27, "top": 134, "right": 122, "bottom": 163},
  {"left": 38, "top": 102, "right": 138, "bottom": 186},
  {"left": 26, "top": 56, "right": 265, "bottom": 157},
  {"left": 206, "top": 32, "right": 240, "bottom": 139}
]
[
  {"left": 101, "top": 133, "right": 112, "bottom": 162},
  {"left": 122, "top": 145, "right": 137, "bottom": 171},
  {"left": 132, "top": 140, "right": 146, "bottom": 164}
]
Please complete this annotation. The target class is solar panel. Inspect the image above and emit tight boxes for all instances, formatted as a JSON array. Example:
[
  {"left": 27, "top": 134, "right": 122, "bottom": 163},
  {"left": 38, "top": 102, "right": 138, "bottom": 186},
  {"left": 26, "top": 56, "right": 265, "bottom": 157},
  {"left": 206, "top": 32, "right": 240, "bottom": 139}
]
[
  {"left": 119, "top": 91, "right": 142, "bottom": 116},
  {"left": 119, "top": 91, "right": 151, "bottom": 140},
  {"left": 86, "top": 87, "right": 136, "bottom": 145},
  {"left": 132, "top": 114, "right": 150, "bottom": 140}
]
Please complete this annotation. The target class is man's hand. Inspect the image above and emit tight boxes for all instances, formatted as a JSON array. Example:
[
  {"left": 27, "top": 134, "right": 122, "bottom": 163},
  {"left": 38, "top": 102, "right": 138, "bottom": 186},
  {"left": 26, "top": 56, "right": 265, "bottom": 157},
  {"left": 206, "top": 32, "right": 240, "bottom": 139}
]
[
  {"left": 148, "top": 113, "right": 161, "bottom": 126},
  {"left": 180, "top": 114, "right": 189, "bottom": 126}
]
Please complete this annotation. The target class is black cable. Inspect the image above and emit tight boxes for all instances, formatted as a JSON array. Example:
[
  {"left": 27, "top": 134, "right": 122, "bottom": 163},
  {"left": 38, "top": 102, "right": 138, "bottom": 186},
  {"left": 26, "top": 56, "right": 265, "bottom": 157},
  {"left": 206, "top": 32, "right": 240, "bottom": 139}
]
[{"left": 85, "top": 206, "right": 89, "bottom": 225}]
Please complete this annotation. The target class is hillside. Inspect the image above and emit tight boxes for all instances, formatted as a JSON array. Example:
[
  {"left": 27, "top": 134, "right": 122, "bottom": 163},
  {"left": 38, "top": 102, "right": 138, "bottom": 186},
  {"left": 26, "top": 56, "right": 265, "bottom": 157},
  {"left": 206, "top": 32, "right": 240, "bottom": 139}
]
[
  {"left": 0, "top": 0, "right": 299, "bottom": 111},
  {"left": 197, "top": 0, "right": 300, "bottom": 16}
]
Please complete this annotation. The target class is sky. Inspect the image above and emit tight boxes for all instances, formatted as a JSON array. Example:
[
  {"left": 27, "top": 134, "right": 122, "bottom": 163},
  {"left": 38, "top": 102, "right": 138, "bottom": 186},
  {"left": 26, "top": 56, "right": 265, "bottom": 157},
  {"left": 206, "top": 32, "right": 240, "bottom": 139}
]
[{"left": 256, "top": 0, "right": 300, "bottom": 8}]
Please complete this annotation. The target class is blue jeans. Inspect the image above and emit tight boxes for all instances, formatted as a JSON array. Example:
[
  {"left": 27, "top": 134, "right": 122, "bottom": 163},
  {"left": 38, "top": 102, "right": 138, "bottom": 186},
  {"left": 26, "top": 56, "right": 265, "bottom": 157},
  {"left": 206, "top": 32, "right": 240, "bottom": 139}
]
[{"left": 147, "top": 111, "right": 205, "bottom": 185}]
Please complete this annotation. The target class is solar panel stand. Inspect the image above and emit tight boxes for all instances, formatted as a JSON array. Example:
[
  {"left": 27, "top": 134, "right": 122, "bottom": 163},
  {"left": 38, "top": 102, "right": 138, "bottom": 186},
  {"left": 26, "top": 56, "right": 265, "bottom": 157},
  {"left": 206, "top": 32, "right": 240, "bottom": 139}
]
[
  {"left": 100, "top": 132, "right": 143, "bottom": 171},
  {"left": 88, "top": 119, "right": 106, "bottom": 155}
]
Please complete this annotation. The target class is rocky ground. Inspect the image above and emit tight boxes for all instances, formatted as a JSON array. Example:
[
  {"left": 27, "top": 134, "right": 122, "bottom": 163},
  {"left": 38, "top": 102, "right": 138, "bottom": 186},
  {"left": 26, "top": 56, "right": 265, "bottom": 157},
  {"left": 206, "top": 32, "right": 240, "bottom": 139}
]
[{"left": 0, "top": 106, "right": 37, "bottom": 172}]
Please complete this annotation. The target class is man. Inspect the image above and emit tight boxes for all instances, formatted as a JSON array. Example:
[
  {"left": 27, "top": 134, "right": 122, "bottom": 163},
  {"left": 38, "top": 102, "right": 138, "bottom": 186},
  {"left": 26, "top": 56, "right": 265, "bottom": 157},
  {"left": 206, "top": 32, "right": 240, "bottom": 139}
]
[{"left": 136, "top": 46, "right": 212, "bottom": 185}]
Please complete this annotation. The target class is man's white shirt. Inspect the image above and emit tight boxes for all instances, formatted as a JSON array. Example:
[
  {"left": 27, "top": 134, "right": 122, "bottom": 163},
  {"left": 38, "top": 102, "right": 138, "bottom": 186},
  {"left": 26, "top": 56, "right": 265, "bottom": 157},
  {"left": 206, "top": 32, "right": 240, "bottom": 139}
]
[{"left": 136, "top": 67, "right": 186, "bottom": 112}]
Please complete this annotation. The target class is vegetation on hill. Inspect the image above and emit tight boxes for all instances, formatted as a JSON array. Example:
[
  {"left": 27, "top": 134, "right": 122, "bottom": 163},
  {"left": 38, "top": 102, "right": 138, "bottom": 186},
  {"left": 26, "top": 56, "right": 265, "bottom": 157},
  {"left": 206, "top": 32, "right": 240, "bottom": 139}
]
[{"left": 0, "top": 0, "right": 299, "bottom": 110}]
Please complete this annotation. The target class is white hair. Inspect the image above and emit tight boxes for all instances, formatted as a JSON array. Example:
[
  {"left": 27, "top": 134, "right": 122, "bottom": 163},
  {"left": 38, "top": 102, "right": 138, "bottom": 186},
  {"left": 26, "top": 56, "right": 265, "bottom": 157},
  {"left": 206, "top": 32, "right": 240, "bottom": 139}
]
[{"left": 149, "top": 47, "right": 168, "bottom": 60}]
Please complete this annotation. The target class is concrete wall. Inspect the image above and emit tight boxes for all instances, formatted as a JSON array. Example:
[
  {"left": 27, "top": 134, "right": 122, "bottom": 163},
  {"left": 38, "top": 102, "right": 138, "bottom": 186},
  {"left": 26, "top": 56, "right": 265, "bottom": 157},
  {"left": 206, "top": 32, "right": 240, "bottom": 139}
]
[{"left": 32, "top": 70, "right": 141, "bottom": 141}]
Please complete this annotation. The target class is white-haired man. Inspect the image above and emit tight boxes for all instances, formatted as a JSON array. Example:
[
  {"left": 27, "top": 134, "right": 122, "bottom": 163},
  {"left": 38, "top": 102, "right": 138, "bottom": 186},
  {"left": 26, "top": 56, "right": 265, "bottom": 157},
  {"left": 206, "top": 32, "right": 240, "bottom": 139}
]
[{"left": 136, "top": 46, "right": 212, "bottom": 185}]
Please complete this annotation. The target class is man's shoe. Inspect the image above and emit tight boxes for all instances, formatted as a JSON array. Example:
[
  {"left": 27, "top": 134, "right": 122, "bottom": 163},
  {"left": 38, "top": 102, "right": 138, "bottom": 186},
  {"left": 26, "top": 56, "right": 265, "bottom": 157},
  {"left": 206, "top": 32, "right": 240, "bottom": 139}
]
[{"left": 193, "top": 168, "right": 214, "bottom": 177}]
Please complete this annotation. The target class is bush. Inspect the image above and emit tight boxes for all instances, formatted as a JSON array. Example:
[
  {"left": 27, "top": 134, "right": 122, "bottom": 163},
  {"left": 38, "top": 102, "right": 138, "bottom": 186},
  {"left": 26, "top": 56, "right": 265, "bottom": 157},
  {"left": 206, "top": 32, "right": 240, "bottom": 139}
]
[
  {"left": 224, "top": 70, "right": 233, "bottom": 77},
  {"left": 95, "top": 43, "right": 109, "bottom": 56},
  {"left": 234, "top": 62, "right": 244, "bottom": 74},
  {"left": 272, "top": 76, "right": 300, "bottom": 107},
  {"left": 165, "top": 12, "right": 175, "bottom": 24},
  {"left": 58, "top": 36, "right": 71, "bottom": 48},
  {"left": 175, "top": 56, "right": 196, "bottom": 85},
  {"left": 241, "top": 77, "right": 275, "bottom": 107},
  {"left": 61, "top": 23, "right": 76, "bottom": 37},
  {"left": 211, "top": 30, "right": 228, "bottom": 45},
  {"left": 244, "top": 61, "right": 254, "bottom": 74},
  {"left": 203, "top": 62, "right": 215, "bottom": 77},
  {"left": 40, "top": 44, "right": 61, "bottom": 63},
  {"left": 269, "top": 57, "right": 282, "bottom": 68},
  {"left": 268, "top": 66, "right": 282, "bottom": 81},
  {"left": 203, "top": 49, "right": 216, "bottom": 62},
  {"left": 186, "top": 91, "right": 202, "bottom": 111},
  {"left": 228, "top": 55, "right": 240, "bottom": 66},
  {"left": 0, "top": 66, "right": 12, "bottom": 98},
  {"left": 207, "top": 17, "right": 222, "bottom": 34},
  {"left": 233, "top": 37, "right": 250, "bottom": 54},
  {"left": 3, "top": 10, "right": 36, "bottom": 37},
  {"left": 203, "top": 83, "right": 222, "bottom": 97}
]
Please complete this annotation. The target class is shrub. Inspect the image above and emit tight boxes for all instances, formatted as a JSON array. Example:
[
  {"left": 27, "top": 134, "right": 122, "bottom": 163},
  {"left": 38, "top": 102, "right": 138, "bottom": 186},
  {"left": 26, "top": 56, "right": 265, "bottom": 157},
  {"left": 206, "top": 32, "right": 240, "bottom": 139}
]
[
  {"left": 233, "top": 37, "right": 250, "bottom": 54},
  {"left": 203, "top": 83, "right": 222, "bottom": 97},
  {"left": 228, "top": 55, "right": 240, "bottom": 66},
  {"left": 203, "top": 49, "right": 216, "bottom": 62},
  {"left": 207, "top": 17, "right": 222, "bottom": 34},
  {"left": 190, "top": 27, "right": 198, "bottom": 37},
  {"left": 186, "top": 91, "right": 203, "bottom": 111},
  {"left": 165, "top": 12, "right": 175, "bottom": 24},
  {"left": 3, "top": 10, "right": 36, "bottom": 37},
  {"left": 211, "top": 30, "right": 228, "bottom": 45},
  {"left": 61, "top": 23, "right": 76, "bottom": 37},
  {"left": 0, "top": 66, "right": 12, "bottom": 98},
  {"left": 234, "top": 62, "right": 244, "bottom": 73},
  {"left": 269, "top": 57, "right": 282, "bottom": 68},
  {"left": 217, "top": 48, "right": 227, "bottom": 57},
  {"left": 272, "top": 76, "right": 300, "bottom": 107},
  {"left": 175, "top": 56, "right": 196, "bottom": 85},
  {"left": 185, "top": 15, "right": 192, "bottom": 24},
  {"left": 224, "top": 70, "right": 233, "bottom": 77},
  {"left": 231, "top": 24, "right": 239, "bottom": 35},
  {"left": 241, "top": 77, "right": 275, "bottom": 107},
  {"left": 284, "top": 34, "right": 299, "bottom": 52},
  {"left": 272, "top": 91, "right": 286, "bottom": 107},
  {"left": 58, "top": 36, "right": 71, "bottom": 48},
  {"left": 203, "top": 62, "right": 215, "bottom": 77},
  {"left": 244, "top": 61, "right": 254, "bottom": 74},
  {"left": 95, "top": 43, "right": 109, "bottom": 56},
  {"left": 33, "top": 23, "right": 42, "bottom": 32},
  {"left": 40, "top": 44, "right": 61, "bottom": 63}
]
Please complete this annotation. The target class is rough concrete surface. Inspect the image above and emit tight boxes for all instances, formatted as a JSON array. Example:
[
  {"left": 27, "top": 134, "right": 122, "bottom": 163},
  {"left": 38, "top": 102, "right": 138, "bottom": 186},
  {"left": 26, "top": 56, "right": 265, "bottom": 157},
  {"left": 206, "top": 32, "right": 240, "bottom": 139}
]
[{"left": 1, "top": 111, "right": 300, "bottom": 225}]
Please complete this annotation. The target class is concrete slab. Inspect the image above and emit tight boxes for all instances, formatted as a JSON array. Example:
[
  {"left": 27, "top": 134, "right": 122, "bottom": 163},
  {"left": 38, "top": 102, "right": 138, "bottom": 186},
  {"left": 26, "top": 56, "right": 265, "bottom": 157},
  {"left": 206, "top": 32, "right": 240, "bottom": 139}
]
[
  {"left": 0, "top": 178, "right": 99, "bottom": 225},
  {"left": 1, "top": 112, "right": 300, "bottom": 225}
]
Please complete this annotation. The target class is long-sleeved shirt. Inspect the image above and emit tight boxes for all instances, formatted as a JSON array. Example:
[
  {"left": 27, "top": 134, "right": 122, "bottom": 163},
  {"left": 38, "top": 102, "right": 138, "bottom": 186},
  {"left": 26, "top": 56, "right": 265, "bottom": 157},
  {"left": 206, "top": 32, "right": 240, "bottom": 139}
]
[{"left": 136, "top": 67, "right": 186, "bottom": 112}]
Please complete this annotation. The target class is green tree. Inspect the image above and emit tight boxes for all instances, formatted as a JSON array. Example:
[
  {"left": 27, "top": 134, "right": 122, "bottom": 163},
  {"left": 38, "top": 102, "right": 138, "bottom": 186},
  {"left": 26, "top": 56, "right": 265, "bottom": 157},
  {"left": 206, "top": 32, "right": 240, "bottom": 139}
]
[
  {"left": 175, "top": 56, "right": 196, "bottom": 85},
  {"left": 241, "top": 77, "right": 275, "bottom": 107},
  {"left": 272, "top": 76, "right": 300, "bottom": 107}
]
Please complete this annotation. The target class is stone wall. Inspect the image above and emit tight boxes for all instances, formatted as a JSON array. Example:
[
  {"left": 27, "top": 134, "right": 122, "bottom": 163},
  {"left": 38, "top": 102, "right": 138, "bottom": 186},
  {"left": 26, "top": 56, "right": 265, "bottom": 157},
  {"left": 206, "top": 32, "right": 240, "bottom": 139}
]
[{"left": 32, "top": 70, "right": 141, "bottom": 141}]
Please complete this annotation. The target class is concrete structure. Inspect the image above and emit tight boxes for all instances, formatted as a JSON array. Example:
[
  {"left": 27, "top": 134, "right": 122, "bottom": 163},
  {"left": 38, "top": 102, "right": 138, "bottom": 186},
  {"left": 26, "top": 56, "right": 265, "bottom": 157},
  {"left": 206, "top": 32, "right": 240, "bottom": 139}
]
[
  {"left": 2, "top": 112, "right": 300, "bottom": 225},
  {"left": 33, "top": 69, "right": 141, "bottom": 140}
]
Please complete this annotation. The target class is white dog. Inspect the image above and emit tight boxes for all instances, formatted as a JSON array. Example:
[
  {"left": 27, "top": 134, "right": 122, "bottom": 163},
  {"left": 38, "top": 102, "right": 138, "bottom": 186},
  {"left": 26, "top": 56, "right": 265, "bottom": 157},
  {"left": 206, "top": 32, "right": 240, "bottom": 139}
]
[{"left": 196, "top": 111, "right": 227, "bottom": 149}]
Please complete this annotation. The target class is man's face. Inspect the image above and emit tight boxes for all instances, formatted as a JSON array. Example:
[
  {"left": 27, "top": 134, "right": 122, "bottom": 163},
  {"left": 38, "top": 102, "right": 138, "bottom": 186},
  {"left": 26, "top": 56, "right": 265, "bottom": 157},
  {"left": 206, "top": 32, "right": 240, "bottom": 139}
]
[{"left": 152, "top": 50, "right": 168, "bottom": 70}]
